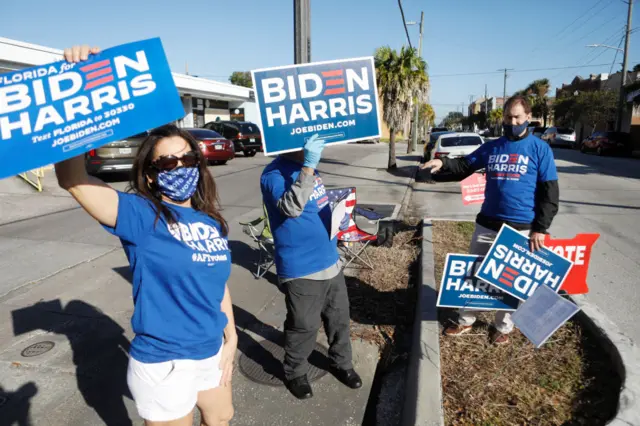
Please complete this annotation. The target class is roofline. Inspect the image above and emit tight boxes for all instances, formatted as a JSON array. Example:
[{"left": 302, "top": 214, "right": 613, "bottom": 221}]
[{"left": 0, "top": 37, "right": 254, "bottom": 101}]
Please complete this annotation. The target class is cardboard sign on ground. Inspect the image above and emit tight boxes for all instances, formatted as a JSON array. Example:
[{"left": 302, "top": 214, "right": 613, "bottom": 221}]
[
  {"left": 511, "top": 285, "right": 580, "bottom": 348},
  {"left": 460, "top": 173, "right": 486, "bottom": 205},
  {"left": 545, "top": 234, "right": 599, "bottom": 295}
]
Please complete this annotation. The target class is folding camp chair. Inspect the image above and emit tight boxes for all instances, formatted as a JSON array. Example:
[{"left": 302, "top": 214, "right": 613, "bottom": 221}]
[
  {"left": 239, "top": 205, "right": 275, "bottom": 279},
  {"left": 327, "top": 187, "right": 384, "bottom": 269}
]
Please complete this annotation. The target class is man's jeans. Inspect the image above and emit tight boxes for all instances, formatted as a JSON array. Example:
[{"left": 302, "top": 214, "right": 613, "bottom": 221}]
[{"left": 283, "top": 272, "right": 353, "bottom": 380}]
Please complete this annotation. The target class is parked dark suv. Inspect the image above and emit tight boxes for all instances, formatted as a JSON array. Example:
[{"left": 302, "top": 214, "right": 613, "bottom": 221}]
[
  {"left": 85, "top": 132, "right": 148, "bottom": 175},
  {"left": 204, "top": 121, "right": 262, "bottom": 157}
]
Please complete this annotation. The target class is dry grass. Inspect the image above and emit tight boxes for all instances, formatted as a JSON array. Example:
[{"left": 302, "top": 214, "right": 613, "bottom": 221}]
[
  {"left": 358, "top": 230, "right": 421, "bottom": 292},
  {"left": 346, "top": 229, "right": 420, "bottom": 353},
  {"left": 435, "top": 221, "right": 620, "bottom": 425},
  {"left": 432, "top": 221, "right": 475, "bottom": 289}
]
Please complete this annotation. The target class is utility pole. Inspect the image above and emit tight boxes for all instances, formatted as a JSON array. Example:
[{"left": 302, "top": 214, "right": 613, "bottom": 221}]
[
  {"left": 498, "top": 68, "right": 513, "bottom": 134},
  {"left": 484, "top": 84, "right": 488, "bottom": 114},
  {"left": 616, "top": 0, "right": 633, "bottom": 131},
  {"left": 294, "top": 0, "right": 311, "bottom": 64},
  {"left": 409, "top": 10, "right": 424, "bottom": 153},
  {"left": 499, "top": 68, "right": 514, "bottom": 102},
  {"left": 484, "top": 84, "right": 488, "bottom": 130}
]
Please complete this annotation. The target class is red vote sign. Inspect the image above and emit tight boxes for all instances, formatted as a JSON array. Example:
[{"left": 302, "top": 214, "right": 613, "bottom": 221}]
[
  {"left": 460, "top": 173, "right": 486, "bottom": 205},
  {"left": 544, "top": 233, "right": 600, "bottom": 295}
]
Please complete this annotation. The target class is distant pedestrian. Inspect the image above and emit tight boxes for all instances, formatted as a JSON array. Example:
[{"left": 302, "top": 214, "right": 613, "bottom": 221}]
[
  {"left": 261, "top": 135, "right": 362, "bottom": 399},
  {"left": 55, "top": 45, "right": 236, "bottom": 426},
  {"left": 420, "top": 95, "right": 559, "bottom": 344}
]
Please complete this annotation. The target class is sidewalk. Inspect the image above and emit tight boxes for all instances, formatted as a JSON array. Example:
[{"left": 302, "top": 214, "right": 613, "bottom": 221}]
[{"left": 0, "top": 142, "right": 421, "bottom": 426}]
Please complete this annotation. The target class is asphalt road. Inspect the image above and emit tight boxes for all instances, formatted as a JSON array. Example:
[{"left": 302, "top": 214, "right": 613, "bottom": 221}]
[
  {"left": 0, "top": 141, "right": 396, "bottom": 298},
  {"left": 550, "top": 148, "right": 640, "bottom": 342},
  {"left": 413, "top": 147, "right": 640, "bottom": 343}
]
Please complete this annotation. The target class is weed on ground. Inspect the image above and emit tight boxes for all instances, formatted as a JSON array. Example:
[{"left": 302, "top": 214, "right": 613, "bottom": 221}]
[{"left": 433, "top": 221, "right": 621, "bottom": 425}]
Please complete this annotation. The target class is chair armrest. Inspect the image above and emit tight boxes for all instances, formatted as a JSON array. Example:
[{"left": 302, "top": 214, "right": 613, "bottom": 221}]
[{"left": 239, "top": 216, "right": 265, "bottom": 227}]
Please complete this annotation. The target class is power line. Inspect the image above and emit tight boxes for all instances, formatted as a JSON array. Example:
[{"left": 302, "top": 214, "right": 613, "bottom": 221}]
[
  {"left": 429, "top": 63, "right": 629, "bottom": 78},
  {"left": 397, "top": 0, "right": 413, "bottom": 49},
  {"left": 531, "top": 0, "right": 610, "bottom": 54},
  {"left": 549, "top": 24, "right": 628, "bottom": 81},
  {"left": 609, "top": 34, "right": 626, "bottom": 74},
  {"left": 561, "top": 15, "right": 622, "bottom": 51}
]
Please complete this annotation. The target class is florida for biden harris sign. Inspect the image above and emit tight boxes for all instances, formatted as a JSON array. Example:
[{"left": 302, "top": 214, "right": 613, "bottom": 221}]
[
  {"left": 0, "top": 38, "right": 184, "bottom": 179},
  {"left": 251, "top": 57, "right": 381, "bottom": 155}
]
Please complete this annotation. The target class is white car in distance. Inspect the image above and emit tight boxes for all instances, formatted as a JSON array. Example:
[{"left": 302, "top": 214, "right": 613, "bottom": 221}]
[{"left": 427, "top": 132, "right": 484, "bottom": 161}]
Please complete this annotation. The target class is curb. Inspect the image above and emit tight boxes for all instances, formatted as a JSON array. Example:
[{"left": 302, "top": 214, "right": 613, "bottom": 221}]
[
  {"left": 404, "top": 218, "right": 639, "bottom": 425},
  {"left": 398, "top": 157, "right": 421, "bottom": 221},
  {"left": 402, "top": 219, "right": 444, "bottom": 426},
  {"left": 571, "top": 294, "right": 640, "bottom": 426}
]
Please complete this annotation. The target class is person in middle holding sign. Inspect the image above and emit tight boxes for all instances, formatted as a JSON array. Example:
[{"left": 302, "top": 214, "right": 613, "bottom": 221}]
[
  {"left": 260, "top": 135, "right": 362, "bottom": 400},
  {"left": 421, "top": 95, "right": 560, "bottom": 344}
]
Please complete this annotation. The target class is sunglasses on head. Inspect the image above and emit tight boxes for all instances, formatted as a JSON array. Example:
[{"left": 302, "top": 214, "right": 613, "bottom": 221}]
[{"left": 152, "top": 151, "right": 199, "bottom": 172}]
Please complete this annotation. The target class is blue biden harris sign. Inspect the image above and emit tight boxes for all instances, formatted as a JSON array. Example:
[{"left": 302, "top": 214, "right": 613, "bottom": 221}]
[
  {"left": 475, "top": 225, "right": 574, "bottom": 301},
  {"left": 0, "top": 38, "right": 184, "bottom": 179},
  {"left": 251, "top": 57, "right": 381, "bottom": 155},
  {"left": 436, "top": 254, "right": 520, "bottom": 311}
]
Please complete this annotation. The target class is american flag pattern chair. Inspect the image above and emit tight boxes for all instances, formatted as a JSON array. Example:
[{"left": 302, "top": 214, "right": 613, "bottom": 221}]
[{"left": 327, "top": 187, "right": 382, "bottom": 269}]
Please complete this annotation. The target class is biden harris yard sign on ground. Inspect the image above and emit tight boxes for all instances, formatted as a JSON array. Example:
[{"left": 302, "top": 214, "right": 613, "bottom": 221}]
[
  {"left": 251, "top": 57, "right": 381, "bottom": 155},
  {"left": 0, "top": 38, "right": 184, "bottom": 179},
  {"left": 437, "top": 254, "right": 520, "bottom": 311},
  {"left": 475, "top": 225, "right": 574, "bottom": 301}
]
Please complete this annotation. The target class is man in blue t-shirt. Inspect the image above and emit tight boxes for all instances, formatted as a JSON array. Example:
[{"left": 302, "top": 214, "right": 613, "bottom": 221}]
[
  {"left": 421, "top": 95, "right": 560, "bottom": 344},
  {"left": 261, "top": 135, "right": 361, "bottom": 399}
]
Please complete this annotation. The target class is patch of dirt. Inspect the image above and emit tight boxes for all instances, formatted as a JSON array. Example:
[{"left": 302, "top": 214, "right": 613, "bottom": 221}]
[
  {"left": 432, "top": 220, "right": 475, "bottom": 288},
  {"left": 345, "top": 225, "right": 421, "bottom": 425},
  {"left": 346, "top": 229, "right": 420, "bottom": 354},
  {"left": 434, "top": 221, "right": 621, "bottom": 426}
]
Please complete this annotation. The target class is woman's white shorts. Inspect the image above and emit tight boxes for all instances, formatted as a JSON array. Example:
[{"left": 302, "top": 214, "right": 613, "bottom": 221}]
[{"left": 127, "top": 347, "right": 223, "bottom": 422}]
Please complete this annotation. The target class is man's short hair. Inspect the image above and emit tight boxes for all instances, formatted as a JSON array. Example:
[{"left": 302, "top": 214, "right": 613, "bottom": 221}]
[{"left": 504, "top": 95, "right": 532, "bottom": 114}]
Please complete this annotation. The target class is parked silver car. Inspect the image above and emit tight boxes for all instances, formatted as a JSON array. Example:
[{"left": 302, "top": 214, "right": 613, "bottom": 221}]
[{"left": 542, "top": 127, "right": 576, "bottom": 148}]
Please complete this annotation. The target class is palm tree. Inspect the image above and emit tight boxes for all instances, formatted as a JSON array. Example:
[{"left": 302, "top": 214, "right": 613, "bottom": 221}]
[
  {"left": 419, "top": 103, "right": 435, "bottom": 141},
  {"left": 517, "top": 79, "right": 551, "bottom": 126},
  {"left": 489, "top": 108, "right": 503, "bottom": 134},
  {"left": 375, "top": 46, "right": 429, "bottom": 169}
]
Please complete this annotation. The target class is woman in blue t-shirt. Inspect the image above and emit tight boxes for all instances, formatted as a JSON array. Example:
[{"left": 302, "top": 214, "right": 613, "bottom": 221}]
[{"left": 54, "top": 45, "right": 236, "bottom": 426}]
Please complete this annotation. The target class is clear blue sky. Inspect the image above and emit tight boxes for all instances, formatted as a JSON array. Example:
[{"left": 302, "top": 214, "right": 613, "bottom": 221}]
[{"left": 3, "top": 0, "right": 639, "bottom": 123}]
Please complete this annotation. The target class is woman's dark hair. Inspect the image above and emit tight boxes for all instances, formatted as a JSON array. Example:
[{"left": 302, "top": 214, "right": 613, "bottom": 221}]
[
  {"left": 504, "top": 95, "right": 532, "bottom": 114},
  {"left": 129, "top": 124, "right": 229, "bottom": 236}
]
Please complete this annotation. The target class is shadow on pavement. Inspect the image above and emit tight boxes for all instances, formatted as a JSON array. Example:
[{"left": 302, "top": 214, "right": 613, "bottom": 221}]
[
  {"left": 395, "top": 155, "right": 423, "bottom": 162},
  {"left": 0, "top": 382, "right": 38, "bottom": 426},
  {"left": 11, "top": 299, "right": 133, "bottom": 426},
  {"left": 227, "top": 240, "right": 282, "bottom": 291},
  {"left": 552, "top": 148, "right": 640, "bottom": 180},
  {"left": 560, "top": 199, "right": 640, "bottom": 211},
  {"left": 232, "top": 305, "right": 331, "bottom": 383}
]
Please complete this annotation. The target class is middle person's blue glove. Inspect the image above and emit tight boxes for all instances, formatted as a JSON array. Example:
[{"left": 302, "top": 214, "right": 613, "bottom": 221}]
[{"left": 303, "top": 134, "right": 325, "bottom": 169}]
